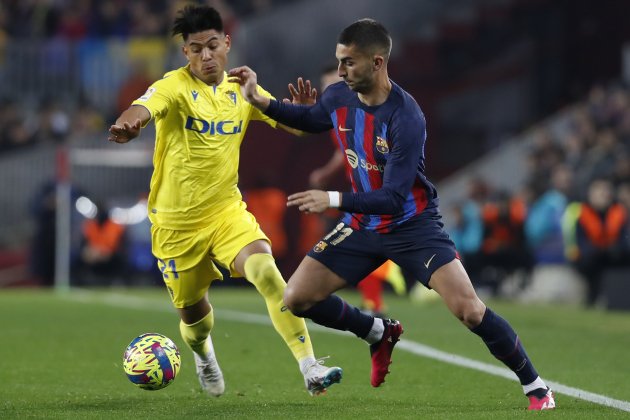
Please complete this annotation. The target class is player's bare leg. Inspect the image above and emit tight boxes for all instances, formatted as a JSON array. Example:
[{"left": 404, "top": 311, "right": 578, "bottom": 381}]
[
  {"left": 427, "top": 259, "right": 486, "bottom": 327},
  {"left": 429, "top": 259, "right": 554, "bottom": 410}
]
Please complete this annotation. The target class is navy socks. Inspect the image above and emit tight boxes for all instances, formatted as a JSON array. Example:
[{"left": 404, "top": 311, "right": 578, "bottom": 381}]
[
  {"left": 470, "top": 308, "right": 539, "bottom": 385},
  {"left": 294, "top": 295, "right": 374, "bottom": 339}
]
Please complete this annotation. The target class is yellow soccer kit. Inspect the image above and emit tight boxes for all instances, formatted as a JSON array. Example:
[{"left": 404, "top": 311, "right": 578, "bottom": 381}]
[
  {"left": 132, "top": 65, "right": 319, "bottom": 370},
  {"left": 132, "top": 64, "right": 276, "bottom": 231},
  {"left": 132, "top": 65, "right": 277, "bottom": 305}
]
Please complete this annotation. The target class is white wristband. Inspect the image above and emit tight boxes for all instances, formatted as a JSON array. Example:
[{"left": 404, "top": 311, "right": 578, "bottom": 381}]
[{"left": 327, "top": 191, "right": 341, "bottom": 208}]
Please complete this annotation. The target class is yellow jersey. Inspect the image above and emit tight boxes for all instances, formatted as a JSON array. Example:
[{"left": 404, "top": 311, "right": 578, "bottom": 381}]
[{"left": 132, "top": 65, "right": 277, "bottom": 230}]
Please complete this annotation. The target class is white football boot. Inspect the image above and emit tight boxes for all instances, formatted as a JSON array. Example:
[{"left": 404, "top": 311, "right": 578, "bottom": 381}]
[
  {"left": 302, "top": 358, "right": 343, "bottom": 396},
  {"left": 193, "top": 337, "right": 225, "bottom": 397}
]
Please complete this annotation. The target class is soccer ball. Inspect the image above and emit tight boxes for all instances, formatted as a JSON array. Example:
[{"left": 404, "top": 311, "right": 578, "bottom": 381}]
[{"left": 123, "top": 333, "right": 181, "bottom": 390}]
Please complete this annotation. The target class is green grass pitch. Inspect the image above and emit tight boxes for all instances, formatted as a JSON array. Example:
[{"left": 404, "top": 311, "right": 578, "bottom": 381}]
[{"left": 1, "top": 287, "right": 629, "bottom": 419}]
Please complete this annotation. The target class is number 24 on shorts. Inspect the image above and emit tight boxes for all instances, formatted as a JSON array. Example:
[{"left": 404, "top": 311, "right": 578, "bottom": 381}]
[{"left": 158, "top": 259, "right": 179, "bottom": 279}]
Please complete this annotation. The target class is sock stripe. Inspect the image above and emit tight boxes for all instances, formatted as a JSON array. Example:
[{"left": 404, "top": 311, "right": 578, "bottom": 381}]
[
  {"left": 336, "top": 300, "right": 348, "bottom": 322},
  {"left": 494, "top": 336, "right": 521, "bottom": 360}
]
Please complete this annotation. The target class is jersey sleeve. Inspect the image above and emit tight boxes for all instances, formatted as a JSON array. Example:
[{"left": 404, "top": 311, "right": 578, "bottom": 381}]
[
  {"left": 131, "top": 77, "right": 175, "bottom": 127},
  {"left": 263, "top": 95, "right": 333, "bottom": 133},
  {"left": 251, "top": 84, "right": 278, "bottom": 129},
  {"left": 340, "top": 106, "right": 426, "bottom": 214}
]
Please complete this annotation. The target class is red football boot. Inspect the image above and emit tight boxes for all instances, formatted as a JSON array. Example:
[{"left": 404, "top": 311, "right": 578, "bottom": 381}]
[{"left": 369, "top": 319, "right": 403, "bottom": 387}]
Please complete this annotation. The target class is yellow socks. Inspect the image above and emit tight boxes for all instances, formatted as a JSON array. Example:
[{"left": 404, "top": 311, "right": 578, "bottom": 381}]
[
  {"left": 179, "top": 308, "right": 214, "bottom": 356},
  {"left": 244, "top": 253, "right": 314, "bottom": 362}
]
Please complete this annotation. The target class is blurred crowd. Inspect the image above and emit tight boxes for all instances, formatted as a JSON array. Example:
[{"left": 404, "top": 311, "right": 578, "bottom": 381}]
[
  {"left": 449, "top": 84, "right": 630, "bottom": 305},
  {"left": 0, "top": 0, "right": 299, "bottom": 154},
  {"left": 0, "top": 0, "right": 293, "bottom": 39},
  {"left": 0, "top": 96, "right": 105, "bottom": 153}
]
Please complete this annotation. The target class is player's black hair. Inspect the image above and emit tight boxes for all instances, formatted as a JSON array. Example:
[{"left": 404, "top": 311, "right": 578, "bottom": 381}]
[
  {"left": 172, "top": 5, "right": 223, "bottom": 41},
  {"left": 338, "top": 18, "right": 392, "bottom": 59}
]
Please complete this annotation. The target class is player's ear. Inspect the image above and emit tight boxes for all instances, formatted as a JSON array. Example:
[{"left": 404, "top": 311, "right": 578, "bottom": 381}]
[
  {"left": 181, "top": 44, "right": 188, "bottom": 59},
  {"left": 373, "top": 55, "right": 384, "bottom": 71},
  {"left": 224, "top": 34, "right": 231, "bottom": 52}
]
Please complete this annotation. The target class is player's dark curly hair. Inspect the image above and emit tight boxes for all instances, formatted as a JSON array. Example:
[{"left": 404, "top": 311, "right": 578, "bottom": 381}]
[
  {"left": 172, "top": 5, "right": 223, "bottom": 41},
  {"left": 338, "top": 19, "right": 392, "bottom": 59}
]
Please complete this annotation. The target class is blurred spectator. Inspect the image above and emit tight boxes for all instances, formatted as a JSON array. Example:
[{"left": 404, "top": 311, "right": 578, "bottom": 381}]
[
  {"left": 0, "top": 99, "right": 36, "bottom": 152},
  {"left": 357, "top": 260, "right": 407, "bottom": 317},
  {"left": 617, "top": 182, "right": 630, "bottom": 256},
  {"left": 524, "top": 164, "right": 573, "bottom": 264},
  {"left": 70, "top": 98, "right": 105, "bottom": 141},
  {"left": 87, "top": 0, "right": 131, "bottom": 38},
  {"left": 29, "top": 181, "right": 57, "bottom": 286},
  {"left": 562, "top": 178, "right": 629, "bottom": 306},
  {"left": 3, "top": 0, "right": 57, "bottom": 38},
  {"left": 115, "top": 61, "right": 153, "bottom": 117},
  {"left": 76, "top": 202, "right": 127, "bottom": 285},
  {"left": 561, "top": 132, "right": 587, "bottom": 172},
  {"left": 128, "top": 1, "right": 168, "bottom": 37},
  {"left": 580, "top": 128, "right": 623, "bottom": 183},
  {"left": 448, "top": 177, "right": 487, "bottom": 287},
  {"left": 524, "top": 129, "right": 565, "bottom": 190},
  {"left": 478, "top": 190, "right": 532, "bottom": 294},
  {"left": 56, "top": 0, "right": 89, "bottom": 40},
  {"left": 35, "top": 98, "right": 70, "bottom": 144},
  {"left": 29, "top": 180, "right": 83, "bottom": 286}
]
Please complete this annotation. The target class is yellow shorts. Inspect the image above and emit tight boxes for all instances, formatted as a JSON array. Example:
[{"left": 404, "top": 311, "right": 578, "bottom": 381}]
[{"left": 151, "top": 200, "right": 269, "bottom": 308}]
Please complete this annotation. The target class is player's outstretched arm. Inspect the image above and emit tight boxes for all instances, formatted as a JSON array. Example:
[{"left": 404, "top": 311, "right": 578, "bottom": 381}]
[
  {"left": 230, "top": 66, "right": 332, "bottom": 133},
  {"left": 108, "top": 105, "right": 151, "bottom": 143},
  {"left": 228, "top": 66, "right": 271, "bottom": 110}
]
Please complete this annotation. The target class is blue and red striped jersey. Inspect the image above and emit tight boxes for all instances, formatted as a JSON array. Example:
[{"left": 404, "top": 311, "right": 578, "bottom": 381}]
[{"left": 265, "top": 80, "right": 438, "bottom": 232}]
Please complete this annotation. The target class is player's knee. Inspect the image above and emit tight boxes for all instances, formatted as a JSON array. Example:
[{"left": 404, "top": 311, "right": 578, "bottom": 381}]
[
  {"left": 451, "top": 298, "right": 485, "bottom": 328},
  {"left": 282, "top": 286, "right": 309, "bottom": 314},
  {"left": 244, "top": 253, "right": 284, "bottom": 296}
]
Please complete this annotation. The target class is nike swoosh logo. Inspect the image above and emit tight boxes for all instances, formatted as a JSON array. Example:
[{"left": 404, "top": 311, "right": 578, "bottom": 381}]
[
  {"left": 280, "top": 305, "right": 289, "bottom": 312},
  {"left": 339, "top": 127, "right": 352, "bottom": 132},
  {"left": 424, "top": 254, "right": 437, "bottom": 269}
]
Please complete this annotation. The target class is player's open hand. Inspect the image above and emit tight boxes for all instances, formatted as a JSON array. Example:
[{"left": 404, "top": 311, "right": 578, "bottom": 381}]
[
  {"left": 283, "top": 77, "right": 317, "bottom": 105},
  {"left": 228, "top": 66, "right": 263, "bottom": 105},
  {"left": 287, "top": 190, "right": 330, "bottom": 213},
  {"left": 108, "top": 119, "right": 141, "bottom": 143}
]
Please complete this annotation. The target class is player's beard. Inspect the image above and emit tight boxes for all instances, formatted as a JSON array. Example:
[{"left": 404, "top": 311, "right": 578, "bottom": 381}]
[
  {"left": 345, "top": 78, "right": 370, "bottom": 94},
  {"left": 344, "top": 68, "right": 374, "bottom": 93}
]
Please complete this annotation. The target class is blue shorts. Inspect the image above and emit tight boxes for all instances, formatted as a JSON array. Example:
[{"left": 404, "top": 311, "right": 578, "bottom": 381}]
[{"left": 307, "top": 210, "right": 458, "bottom": 287}]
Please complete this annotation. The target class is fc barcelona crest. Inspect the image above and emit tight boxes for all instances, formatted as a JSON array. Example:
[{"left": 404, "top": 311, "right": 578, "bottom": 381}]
[
  {"left": 313, "top": 241, "right": 328, "bottom": 253},
  {"left": 376, "top": 136, "right": 389, "bottom": 154}
]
